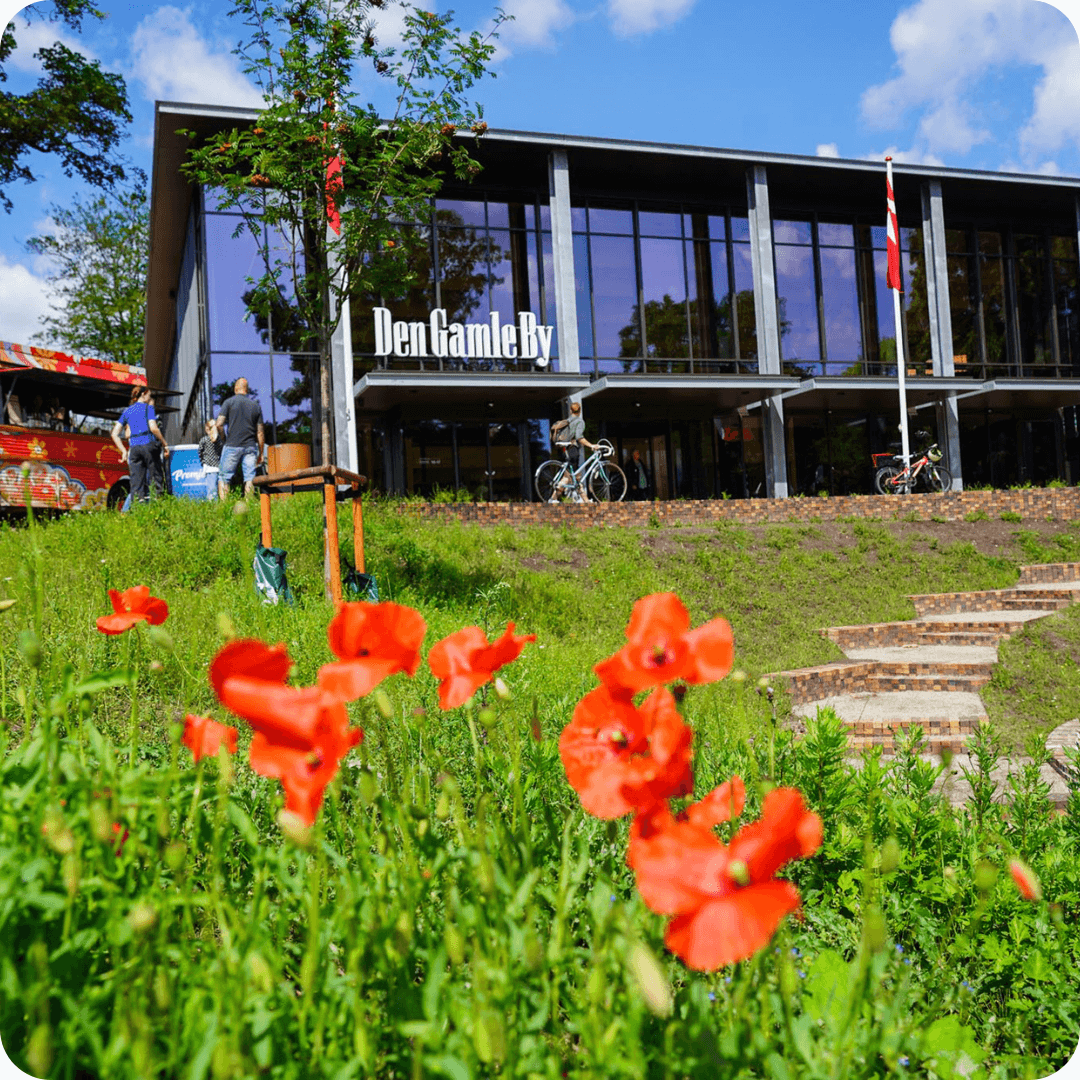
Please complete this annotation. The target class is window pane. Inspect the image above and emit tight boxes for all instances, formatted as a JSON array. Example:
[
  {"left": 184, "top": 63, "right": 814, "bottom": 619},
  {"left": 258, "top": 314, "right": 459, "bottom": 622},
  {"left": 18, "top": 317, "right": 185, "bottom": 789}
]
[
  {"left": 210, "top": 354, "right": 271, "bottom": 423},
  {"left": 539, "top": 203, "right": 552, "bottom": 231},
  {"left": 901, "top": 233, "right": 933, "bottom": 369},
  {"left": 732, "top": 242, "right": 757, "bottom": 361},
  {"left": 774, "top": 220, "right": 812, "bottom": 245},
  {"left": 1051, "top": 235, "right": 1078, "bottom": 261},
  {"left": 588, "top": 205, "right": 633, "bottom": 234},
  {"left": 948, "top": 254, "right": 978, "bottom": 370},
  {"left": 708, "top": 241, "right": 733, "bottom": 357},
  {"left": 819, "top": 246, "right": 861, "bottom": 367},
  {"left": 205, "top": 215, "right": 270, "bottom": 352},
  {"left": 1015, "top": 235, "right": 1053, "bottom": 367},
  {"left": 589, "top": 234, "right": 639, "bottom": 365},
  {"left": 508, "top": 201, "right": 536, "bottom": 231},
  {"left": 979, "top": 230, "right": 1003, "bottom": 256},
  {"left": 640, "top": 238, "right": 689, "bottom": 358},
  {"left": 1054, "top": 259, "right": 1080, "bottom": 372},
  {"left": 946, "top": 228, "right": 972, "bottom": 254},
  {"left": 436, "top": 198, "right": 485, "bottom": 226},
  {"left": 541, "top": 232, "right": 559, "bottom": 360},
  {"left": 438, "top": 225, "right": 490, "bottom": 325},
  {"left": 980, "top": 253, "right": 1008, "bottom": 369},
  {"left": 775, "top": 244, "right": 819, "bottom": 367},
  {"left": 487, "top": 228, "right": 515, "bottom": 324},
  {"left": 487, "top": 421, "right": 523, "bottom": 501},
  {"left": 638, "top": 208, "right": 682, "bottom": 238},
  {"left": 272, "top": 353, "right": 311, "bottom": 443},
  {"left": 574, "top": 233, "right": 593, "bottom": 360},
  {"left": 486, "top": 201, "right": 510, "bottom": 228},
  {"left": 730, "top": 216, "right": 751, "bottom": 242},
  {"left": 571, "top": 206, "right": 587, "bottom": 232},
  {"left": 203, "top": 186, "right": 244, "bottom": 214},
  {"left": 404, "top": 420, "right": 455, "bottom": 496},
  {"left": 818, "top": 222, "right": 854, "bottom": 247}
]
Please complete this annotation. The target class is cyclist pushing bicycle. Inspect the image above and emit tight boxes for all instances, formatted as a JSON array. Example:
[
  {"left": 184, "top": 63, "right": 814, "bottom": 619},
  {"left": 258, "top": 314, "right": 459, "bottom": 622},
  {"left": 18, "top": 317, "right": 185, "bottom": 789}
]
[{"left": 551, "top": 401, "right": 599, "bottom": 499}]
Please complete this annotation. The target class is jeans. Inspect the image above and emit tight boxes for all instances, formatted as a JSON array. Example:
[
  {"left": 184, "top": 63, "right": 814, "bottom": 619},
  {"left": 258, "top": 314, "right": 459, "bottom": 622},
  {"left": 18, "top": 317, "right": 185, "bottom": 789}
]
[
  {"left": 204, "top": 466, "right": 219, "bottom": 500},
  {"left": 128, "top": 442, "right": 163, "bottom": 502},
  {"left": 219, "top": 445, "right": 258, "bottom": 487}
]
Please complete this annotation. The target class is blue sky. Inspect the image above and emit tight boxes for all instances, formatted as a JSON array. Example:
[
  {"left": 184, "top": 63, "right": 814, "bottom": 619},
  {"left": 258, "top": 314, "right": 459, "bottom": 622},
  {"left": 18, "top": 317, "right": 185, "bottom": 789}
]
[{"left": 0, "top": 0, "right": 1079, "bottom": 354}]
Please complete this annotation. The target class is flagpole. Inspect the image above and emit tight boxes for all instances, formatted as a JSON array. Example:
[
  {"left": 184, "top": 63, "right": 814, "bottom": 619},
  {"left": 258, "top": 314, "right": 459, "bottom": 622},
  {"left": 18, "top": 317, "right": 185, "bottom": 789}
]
[{"left": 886, "top": 156, "right": 911, "bottom": 473}]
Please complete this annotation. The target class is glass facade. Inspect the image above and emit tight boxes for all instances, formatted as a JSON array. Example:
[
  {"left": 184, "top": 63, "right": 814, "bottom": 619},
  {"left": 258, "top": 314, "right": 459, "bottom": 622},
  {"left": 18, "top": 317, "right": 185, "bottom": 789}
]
[
  {"left": 201, "top": 194, "right": 314, "bottom": 445},
  {"left": 572, "top": 200, "right": 757, "bottom": 374},
  {"left": 349, "top": 194, "right": 556, "bottom": 375}
]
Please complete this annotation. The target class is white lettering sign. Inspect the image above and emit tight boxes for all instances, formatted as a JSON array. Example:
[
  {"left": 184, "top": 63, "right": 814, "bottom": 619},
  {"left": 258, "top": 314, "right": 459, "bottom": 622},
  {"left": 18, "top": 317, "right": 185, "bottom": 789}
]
[{"left": 373, "top": 306, "right": 554, "bottom": 368}]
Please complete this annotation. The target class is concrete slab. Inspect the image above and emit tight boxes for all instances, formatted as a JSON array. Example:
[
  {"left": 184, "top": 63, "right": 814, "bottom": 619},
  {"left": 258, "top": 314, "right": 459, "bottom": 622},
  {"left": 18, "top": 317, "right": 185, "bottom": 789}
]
[
  {"left": 794, "top": 690, "right": 987, "bottom": 723},
  {"left": 920, "top": 610, "right": 1050, "bottom": 624},
  {"left": 1014, "top": 580, "right": 1080, "bottom": 592},
  {"left": 1047, "top": 718, "right": 1080, "bottom": 751},
  {"left": 842, "top": 645, "right": 999, "bottom": 665}
]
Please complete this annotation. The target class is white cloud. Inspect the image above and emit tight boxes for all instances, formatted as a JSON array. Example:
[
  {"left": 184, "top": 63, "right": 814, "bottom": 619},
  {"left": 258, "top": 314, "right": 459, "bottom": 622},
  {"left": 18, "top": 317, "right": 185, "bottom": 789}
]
[
  {"left": 366, "top": 0, "right": 434, "bottom": 52},
  {"left": 863, "top": 145, "right": 947, "bottom": 167},
  {"left": 816, "top": 142, "right": 841, "bottom": 158},
  {"left": 128, "top": 6, "right": 263, "bottom": 108},
  {"left": 0, "top": 254, "right": 57, "bottom": 350},
  {"left": 607, "top": 0, "right": 696, "bottom": 36},
  {"left": 861, "top": 0, "right": 1080, "bottom": 166},
  {"left": 497, "top": 0, "right": 576, "bottom": 50}
]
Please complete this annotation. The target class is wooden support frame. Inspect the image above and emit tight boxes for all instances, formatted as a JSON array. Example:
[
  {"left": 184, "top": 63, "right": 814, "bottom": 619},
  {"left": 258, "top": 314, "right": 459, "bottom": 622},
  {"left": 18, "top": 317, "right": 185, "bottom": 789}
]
[{"left": 252, "top": 464, "right": 368, "bottom": 603}]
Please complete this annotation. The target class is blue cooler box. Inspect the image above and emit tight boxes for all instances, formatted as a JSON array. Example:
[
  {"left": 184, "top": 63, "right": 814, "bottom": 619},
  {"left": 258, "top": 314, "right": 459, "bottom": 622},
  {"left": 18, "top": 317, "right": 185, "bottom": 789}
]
[{"left": 169, "top": 445, "right": 213, "bottom": 500}]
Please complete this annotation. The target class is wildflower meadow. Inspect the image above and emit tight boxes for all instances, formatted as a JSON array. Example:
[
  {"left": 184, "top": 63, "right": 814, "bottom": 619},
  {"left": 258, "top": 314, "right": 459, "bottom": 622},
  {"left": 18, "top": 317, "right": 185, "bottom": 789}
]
[{"left": 0, "top": 494, "right": 1078, "bottom": 1079}]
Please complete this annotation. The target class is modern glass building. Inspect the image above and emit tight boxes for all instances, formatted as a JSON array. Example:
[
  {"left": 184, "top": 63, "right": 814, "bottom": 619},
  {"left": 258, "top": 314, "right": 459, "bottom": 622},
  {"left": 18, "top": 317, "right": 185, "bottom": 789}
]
[{"left": 146, "top": 102, "right": 1080, "bottom": 499}]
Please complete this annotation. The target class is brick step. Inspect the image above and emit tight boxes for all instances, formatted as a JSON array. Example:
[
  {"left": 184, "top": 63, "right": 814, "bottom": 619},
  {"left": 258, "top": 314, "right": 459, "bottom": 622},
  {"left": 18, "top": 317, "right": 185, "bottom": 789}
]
[
  {"left": 859, "top": 673, "right": 991, "bottom": 693},
  {"left": 843, "top": 717, "right": 980, "bottom": 755},
  {"left": 847, "top": 734, "right": 974, "bottom": 754},
  {"left": 823, "top": 622, "right": 1018, "bottom": 649},
  {"left": 1017, "top": 563, "right": 1080, "bottom": 585},
  {"left": 908, "top": 588, "right": 1077, "bottom": 616}
]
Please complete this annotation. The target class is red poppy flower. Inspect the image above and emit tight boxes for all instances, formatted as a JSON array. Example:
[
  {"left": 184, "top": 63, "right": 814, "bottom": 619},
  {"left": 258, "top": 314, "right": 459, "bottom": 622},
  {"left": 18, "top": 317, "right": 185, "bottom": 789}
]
[
  {"left": 210, "top": 638, "right": 363, "bottom": 825},
  {"left": 182, "top": 714, "right": 238, "bottom": 763},
  {"left": 628, "top": 785, "right": 822, "bottom": 970},
  {"left": 428, "top": 622, "right": 536, "bottom": 710},
  {"left": 95, "top": 586, "right": 169, "bottom": 635},
  {"left": 1009, "top": 859, "right": 1041, "bottom": 901},
  {"left": 318, "top": 601, "right": 427, "bottom": 700},
  {"left": 559, "top": 685, "right": 693, "bottom": 818},
  {"left": 593, "top": 593, "right": 733, "bottom": 694}
]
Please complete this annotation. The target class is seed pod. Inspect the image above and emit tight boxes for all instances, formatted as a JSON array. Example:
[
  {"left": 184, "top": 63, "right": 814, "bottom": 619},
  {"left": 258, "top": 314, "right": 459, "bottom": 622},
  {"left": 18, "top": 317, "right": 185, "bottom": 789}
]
[{"left": 627, "top": 942, "right": 672, "bottom": 1017}]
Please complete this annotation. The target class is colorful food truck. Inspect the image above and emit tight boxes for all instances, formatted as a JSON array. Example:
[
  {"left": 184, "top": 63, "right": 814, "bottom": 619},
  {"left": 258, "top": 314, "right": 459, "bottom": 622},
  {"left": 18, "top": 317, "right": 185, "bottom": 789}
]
[{"left": 0, "top": 341, "right": 151, "bottom": 511}]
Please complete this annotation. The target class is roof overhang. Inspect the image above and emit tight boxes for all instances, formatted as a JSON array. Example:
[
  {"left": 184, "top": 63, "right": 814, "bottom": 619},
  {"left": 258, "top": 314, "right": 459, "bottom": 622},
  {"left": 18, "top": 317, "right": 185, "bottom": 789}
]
[
  {"left": 577, "top": 373, "right": 797, "bottom": 418},
  {"left": 353, "top": 370, "right": 590, "bottom": 418}
]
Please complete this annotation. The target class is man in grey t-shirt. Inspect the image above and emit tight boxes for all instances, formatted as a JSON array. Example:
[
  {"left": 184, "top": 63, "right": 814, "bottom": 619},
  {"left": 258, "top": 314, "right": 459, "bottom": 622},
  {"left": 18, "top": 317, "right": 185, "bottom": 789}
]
[
  {"left": 215, "top": 377, "right": 265, "bottom": 498},
  {"left": 551, "top": 400, "right": 598, "bottom": 497}
]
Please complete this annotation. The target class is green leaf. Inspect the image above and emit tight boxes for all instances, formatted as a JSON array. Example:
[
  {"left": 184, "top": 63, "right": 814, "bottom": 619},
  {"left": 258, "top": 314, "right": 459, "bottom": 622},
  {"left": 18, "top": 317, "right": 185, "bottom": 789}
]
[{"left": 803, "top": 949, "right": 850, "bottom": 1032}]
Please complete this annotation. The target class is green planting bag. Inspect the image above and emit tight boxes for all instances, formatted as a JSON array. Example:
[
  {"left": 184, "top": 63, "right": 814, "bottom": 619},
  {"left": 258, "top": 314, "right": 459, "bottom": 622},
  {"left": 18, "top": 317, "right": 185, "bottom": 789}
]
[
  {"left": 253, "top": 542, "right": 294, "bottom": 606},
  {"left": 342, "top": 560, "right": 378, "bottom": 602}
]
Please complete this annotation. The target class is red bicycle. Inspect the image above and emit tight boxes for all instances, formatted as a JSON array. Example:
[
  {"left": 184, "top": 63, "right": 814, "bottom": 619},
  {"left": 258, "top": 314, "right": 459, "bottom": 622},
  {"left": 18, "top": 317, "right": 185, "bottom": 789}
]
[{"left": 873, "top": 442, "right": 951, "bottom": 495}]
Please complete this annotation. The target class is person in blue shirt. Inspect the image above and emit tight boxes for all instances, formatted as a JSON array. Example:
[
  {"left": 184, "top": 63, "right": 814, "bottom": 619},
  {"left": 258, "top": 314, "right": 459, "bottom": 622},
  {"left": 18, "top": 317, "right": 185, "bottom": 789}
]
[{"left": 111, "top": 385, "right": 170, "bottom": 502}]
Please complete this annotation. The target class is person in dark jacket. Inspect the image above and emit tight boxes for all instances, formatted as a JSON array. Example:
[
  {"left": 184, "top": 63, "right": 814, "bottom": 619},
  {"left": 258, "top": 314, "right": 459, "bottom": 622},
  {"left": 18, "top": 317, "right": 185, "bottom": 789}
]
[
  {"left": 215, "top": 377, "right": 265, "bottom": 498},
  {"left": 628, "top": 449, "right": 651, "bottom": 500}
]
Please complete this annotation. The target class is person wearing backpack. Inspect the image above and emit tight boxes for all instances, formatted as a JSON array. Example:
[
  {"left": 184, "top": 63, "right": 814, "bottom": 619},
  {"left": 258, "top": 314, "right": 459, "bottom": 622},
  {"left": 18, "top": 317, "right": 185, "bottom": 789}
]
[{"left": 111, "top": 386, "right": 170, "bottom": 503}]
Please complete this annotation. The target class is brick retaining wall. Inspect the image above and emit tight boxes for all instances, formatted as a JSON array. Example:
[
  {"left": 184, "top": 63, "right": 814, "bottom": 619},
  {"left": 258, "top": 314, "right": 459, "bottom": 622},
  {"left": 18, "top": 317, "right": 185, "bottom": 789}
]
[{"left": 394, "top": 488, "right": 1080, "bottom": 527}]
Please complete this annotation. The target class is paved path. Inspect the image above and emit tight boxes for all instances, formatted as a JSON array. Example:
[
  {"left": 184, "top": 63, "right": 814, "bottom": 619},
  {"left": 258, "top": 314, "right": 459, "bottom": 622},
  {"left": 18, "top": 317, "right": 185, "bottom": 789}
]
[{"left": 770, "top": 563, "right": 1080, "bottom": 807}]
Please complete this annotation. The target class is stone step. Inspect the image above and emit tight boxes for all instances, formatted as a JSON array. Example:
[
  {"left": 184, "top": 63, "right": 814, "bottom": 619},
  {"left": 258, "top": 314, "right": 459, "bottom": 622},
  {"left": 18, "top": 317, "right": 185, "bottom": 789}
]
[
  {"left": 908, "top": 588, "right": 1076, "bottom": 617},
  {"left": 859, "top": 672, "right": 991, "bottom": 694},
  {"left": 1017, "top": 562, "right": 1080, "bottom": 585},
  {"left": 823, "top": 622, "right": 1020, "bottom": 649},
  {"left": 773, "top": 660, "right": 994, "bottom": 705}
]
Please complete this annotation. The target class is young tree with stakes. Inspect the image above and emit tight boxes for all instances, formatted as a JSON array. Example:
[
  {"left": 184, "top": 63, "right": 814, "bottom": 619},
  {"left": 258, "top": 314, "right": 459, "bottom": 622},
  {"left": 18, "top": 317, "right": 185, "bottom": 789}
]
[{"left": 181, "top": 0, "right": 505, "bottom": 466}]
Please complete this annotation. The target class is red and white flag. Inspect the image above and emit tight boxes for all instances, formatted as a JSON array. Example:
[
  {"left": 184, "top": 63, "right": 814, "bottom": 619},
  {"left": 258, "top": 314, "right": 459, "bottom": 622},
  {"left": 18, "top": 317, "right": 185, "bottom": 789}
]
[
  {"left": 325, "top": 153, "right": 343, "bottom": 235},
  {"left": 885, "top": 161, "right": 902, "bottom": 292}
]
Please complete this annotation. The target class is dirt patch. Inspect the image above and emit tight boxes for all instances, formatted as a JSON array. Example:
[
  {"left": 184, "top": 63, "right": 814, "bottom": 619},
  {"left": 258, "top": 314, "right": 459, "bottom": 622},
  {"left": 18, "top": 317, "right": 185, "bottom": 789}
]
[{"left": 518, "top": 549, "right": 590, "bottom": 574}]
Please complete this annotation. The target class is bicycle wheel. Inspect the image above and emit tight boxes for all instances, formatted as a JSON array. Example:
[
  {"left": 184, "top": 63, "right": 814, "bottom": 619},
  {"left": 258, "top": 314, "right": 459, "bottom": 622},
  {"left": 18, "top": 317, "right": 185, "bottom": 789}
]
[
  {"left": 925, "top": 464, "right": 951, "bottom": 493},
  {"left": 535, "top": 460, "right": 568, "bottom": 502},
  {"left": 875, "top": 465, "right": 902, "bottom": 495},
  {"left": 589, "top": 463, "right": 627, "bottom": 502}
]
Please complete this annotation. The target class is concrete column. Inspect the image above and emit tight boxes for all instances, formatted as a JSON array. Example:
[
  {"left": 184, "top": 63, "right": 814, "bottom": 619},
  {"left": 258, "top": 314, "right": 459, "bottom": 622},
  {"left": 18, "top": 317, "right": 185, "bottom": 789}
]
[
  {"left": 922, "top": 179, "right": 962, "bottom": 489},
  {"left": 746, "top": 164, "right": 787, "bottom": 497},
  {"left": 548, "top": 150, "right": 580, "bottom": 373},
  {"left": 329, "top": 274, "right": 358, "bottom": 472}
]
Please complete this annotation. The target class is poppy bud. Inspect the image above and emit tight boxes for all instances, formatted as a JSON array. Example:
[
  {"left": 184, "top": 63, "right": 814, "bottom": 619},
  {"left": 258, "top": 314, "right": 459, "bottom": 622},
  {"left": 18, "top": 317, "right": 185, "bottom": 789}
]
[
  {"left": 277, "top": 810, "right": 313, "bottom": 848},
  {"left": 445, "top": 924, "right": 465, "bottom": 965},
  {"left": 435, "top": 792, "right": 450, "bottom": 819},
  {"left": 0, "top": 598, "right": 15, "bottom": 614},
  {"left": 62, "top": 853, "right": 79, "bottom": 896},
  {"left": 478, "top": 707, "right": 497, "bottom": 728},
  {"left": 26, "top": 1024, "right": 52, "bottom": 1079},
  {"left": 18, "top": 629, "right": 42, "bottom": 668},
  {"left": 494, "top": 677, "right": 510, "bottom": 701},
  {"left": 148, "top": 659, "right": 164, "bottom": 674},
  {"left": 164, "top": 841, "right": 186, "bottom": 873},
  {"left": 358, "top": 770, "right": 377, "bottom": 806},
  {"left": 147, "top": 624, "right": 174, "bottom": 652},
  {"left": 943, "top": 865, "right": 956, "bottom": 881},
  {"left": 1008, "top": 859, "right": 1041, "bottom": 901},
  {"left": 863, "top": 905, "right": 887, "bottom": 952},
  {"left": 628, "top": 943, "right": 672, "bottom": 1017},
  {"left": 731, "top": 669, "right": 746, "bottom": 683},
  {"left": 879, "top": 836, "right": 901, "bottom": 874},
  {"left": 478, "top": 854, "right": 495, "bottom": 894},
  {"left": 153, "top": 969, "right": 171, "bottom": 1010},
  {"left": 89, "top": 802, "right": 111, "bottom": 844},
  {"left": 42, "top": 808, "right": 73, "bottom": 854},
  {"left": 128, "top": 902, "right": 157, "bottom": 934},
  {"left": 974, "top": 860, "right": 997, "bottom": 893},
  {"left": 372, "top": 688, "right": 393, "bottom": 720}
]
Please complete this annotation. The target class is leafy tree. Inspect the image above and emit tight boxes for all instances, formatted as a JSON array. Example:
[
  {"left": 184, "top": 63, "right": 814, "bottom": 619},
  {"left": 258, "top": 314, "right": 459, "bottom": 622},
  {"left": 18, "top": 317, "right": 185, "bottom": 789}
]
[
  {"left": 0, "top": 0, "right": 131, "bottom": 212},
  {"left": 181, "top": 0, "right": 505, "bottom": 464},
  {"left": 25, "top": 173, "right": 147, "bottom": 366}
]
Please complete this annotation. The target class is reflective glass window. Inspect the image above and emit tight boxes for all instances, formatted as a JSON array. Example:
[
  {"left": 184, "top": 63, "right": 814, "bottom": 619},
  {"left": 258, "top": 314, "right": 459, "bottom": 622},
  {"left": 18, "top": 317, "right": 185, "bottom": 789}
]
[
  {"left": 819, "top": 245, "right": 861, "bottom": 366},
  {"left": 205, "top": 215, "right": 270, "bottom": 352},
  {"left": 732, "top": 242, "right": 756, "bottom": 360},
  {"left": 900, "top": 232, "right": 932, "bottom": 368},
  {"left": 574, "top": 233, "right": 593, "bottom": 359},
  {"left": 640, "top": 238, "right": 689, "bottom": 358},
  {"left": 818, "top": 222, "right": 855, "bottom": 247},
  {"left": 709, "top": 241, "right": 733, "bottom": 357},
  {"left": 589, "top": 234, "right": 639, "bottom": 361},
  {"left": 404, "top": 420, "right": 456, "bottom": 496},
  {"left": 638, "top": 208, "right": 682, "bottom": 238},
  {"left": 542, "top": 232, "right": 559, "bottom": 359},
  {"left": 1054, "top": 256, "right": 1080, "bottom": 372},
  {"left": 774, "top": 220, "right": 812, "bottom": 245},
  {"left": 571, "top": 206, "right": 587, "bottom": 232},
  {"left": 486, "top": 201, "right": 510, "bottom": 228},
  {"left": 436, "top": 198, "right": 485, "bottom": 226},
  {"left": 487, "top": 228, "right": 516, "bottom": 324},
  {"left": 272, "top": 354, "right": 311, "bottom": 443},
  {"left": 438, "top": 225, "right": 490, "bottom": 325},
  {"left": 589, "top": 205, "right": 633, "bottom": 234},
  {"left": 488, "top": 421, "right": 523, "bottom": 500},
  {"left": 1015, "top": 234, "right": 1053, "bottom": 367},
  {"left": 948, "top": 253, "right": 978, "bottom": 370},
  {"left": 539, "top": 203, "right": 552, "bottom": 231},
  {"left": 203, "top": 186, "right": 245, "bottom": 214},
  {"left": 455, "top": 423, "right": 488, "bottom": 499},
  {"left": 508, "top": 202, "right": 536, "bottom": 231},
  {"left": 775, "top": 242, "right": 819, "bottom": 367},
  {"left": 210, "top": 354, "right": 272, "bottom": 425},
  {"left": 730, "top": 216, "right": 751, "bottom": 242},
  {"left": 946, "top": 228, "right": 972, "bottom": 254},
  {"left": 978, "top": 232, "right": 1007, "bottom": 370}
]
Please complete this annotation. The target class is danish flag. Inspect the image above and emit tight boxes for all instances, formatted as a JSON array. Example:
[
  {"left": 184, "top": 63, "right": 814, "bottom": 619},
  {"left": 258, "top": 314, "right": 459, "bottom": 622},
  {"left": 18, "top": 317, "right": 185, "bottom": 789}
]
[{"left": 885, "top": 159, "right": 902, "bottom": 291}]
